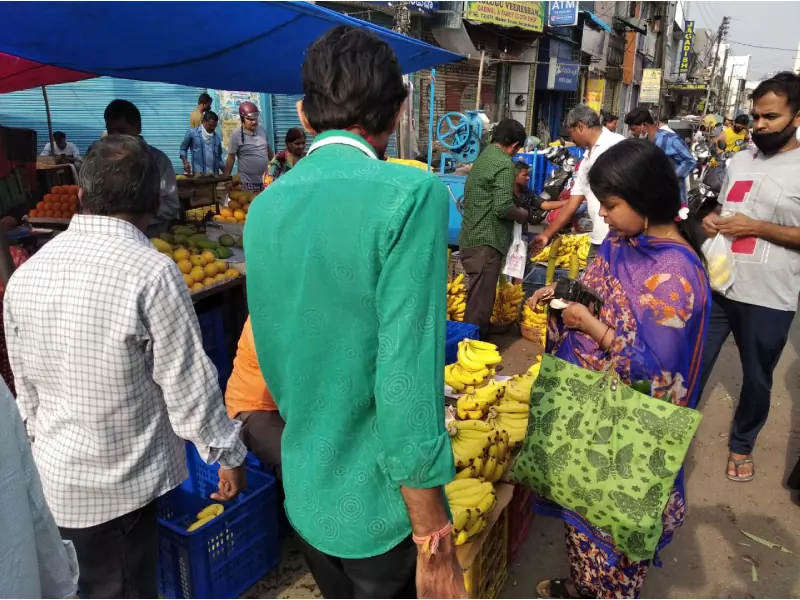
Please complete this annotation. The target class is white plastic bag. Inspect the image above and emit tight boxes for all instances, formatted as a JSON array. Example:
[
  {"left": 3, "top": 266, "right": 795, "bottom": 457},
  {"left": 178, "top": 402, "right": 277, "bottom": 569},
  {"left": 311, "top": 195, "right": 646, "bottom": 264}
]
[
  {"left": 702, "top": 233, "right": 735, "bottom": 293},
  {"left": 503, "top": 223, "right": 526, "bottom": 280}
]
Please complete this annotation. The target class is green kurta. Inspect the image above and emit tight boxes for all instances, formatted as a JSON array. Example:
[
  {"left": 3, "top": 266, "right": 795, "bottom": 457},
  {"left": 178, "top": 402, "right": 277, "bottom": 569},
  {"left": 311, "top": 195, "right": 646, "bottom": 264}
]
[{"left": 244, "top": 130, "right": 455, "bottom": 559}]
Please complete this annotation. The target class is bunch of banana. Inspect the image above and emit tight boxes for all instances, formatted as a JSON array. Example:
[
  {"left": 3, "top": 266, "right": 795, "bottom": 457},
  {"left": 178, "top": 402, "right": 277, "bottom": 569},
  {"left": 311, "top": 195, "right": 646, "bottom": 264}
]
[
  {"left": 708, "top": 254, "right": 731, "bottom": 290},
  {"left": 456, "top": 377, "right": 505, "bottom": 419},
  {"left": 445, "top": 339, "right": 502, "bottom": 391},
  {"left": 446, "top": 478, "right": 497, "bottom": 545},
  {"left": 526, "top": 355, "right": 543, "bottom": 380},
  {"left": 447, "top": 274, "right": 467, "bottom": 321},
  {"left": 530, "top": 234, "right": 591, "bottom": 266},
  {"left": 491, "top": 281, "right": 525, "bottom": 325},
  {"left": 520, "top": 303, "right": 547, "bottom": 331},
  {"left": 487, "top": 402, "right": 530, "bottom": 445},
  {"left": 448, "top": 419, "right": 495, "bottom": 467},
  {"left": 186, "top": 503, "right": 224, "bottom": 532},
  {"left": 502, "top": 368, "right": 538, "bottom": 404}
]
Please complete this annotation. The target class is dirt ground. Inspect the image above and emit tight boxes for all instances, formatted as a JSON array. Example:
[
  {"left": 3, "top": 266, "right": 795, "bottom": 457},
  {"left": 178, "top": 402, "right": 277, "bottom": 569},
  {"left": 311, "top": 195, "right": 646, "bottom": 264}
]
[{"left": 247, "top": 321, "right": 800, "bottom": 599}]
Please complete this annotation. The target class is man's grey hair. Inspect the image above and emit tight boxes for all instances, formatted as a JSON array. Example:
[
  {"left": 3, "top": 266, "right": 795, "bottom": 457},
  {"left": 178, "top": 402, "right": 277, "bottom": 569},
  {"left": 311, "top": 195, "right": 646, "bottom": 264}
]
[
  {"left": 80, "top": 135, "right": 160, "bottom": 217},
  {"left": 565, "top": 104, "right": 601, "bottom": 129}
]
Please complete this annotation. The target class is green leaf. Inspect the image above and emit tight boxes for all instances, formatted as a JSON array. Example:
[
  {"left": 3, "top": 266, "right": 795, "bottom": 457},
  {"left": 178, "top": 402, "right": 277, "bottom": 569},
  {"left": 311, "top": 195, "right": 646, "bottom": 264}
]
[{"left": 740, "top": 530, "right": 798, "bottom": 556}]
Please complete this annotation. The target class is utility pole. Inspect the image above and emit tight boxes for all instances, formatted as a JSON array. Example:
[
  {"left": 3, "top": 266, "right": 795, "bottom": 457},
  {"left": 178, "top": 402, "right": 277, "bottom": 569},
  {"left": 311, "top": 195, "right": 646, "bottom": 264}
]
[
  {"left": 703, "top": 16, "right": 730, "bottom": 115},
  {"left": 656, "top": 3, "right": 671, "bottom": 119},
  {"left": 717, "top": 45, "right": 730, "bottom": 114}
]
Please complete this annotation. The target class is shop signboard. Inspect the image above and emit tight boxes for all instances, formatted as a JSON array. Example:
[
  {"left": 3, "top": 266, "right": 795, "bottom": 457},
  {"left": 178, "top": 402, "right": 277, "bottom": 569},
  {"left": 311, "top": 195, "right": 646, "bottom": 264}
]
[
  {"left": 640, "top": 68, "right": 661, "bottom": 103},
  {"left": 548, "top": 58, "right": 580, "bottom": 91},
  {"left": 585, "top": 79, "right": 605, "bottom": 114},
  {"left": 678, "top": 20, "right": 694, "bottom": 74},
  {"left": 667, "top": 82, "right": 707, "bottom": 92},
  {"left": 464, "top": 1, "right": 545, "bottom": 33},
  {"left": 367, "top": 1, "right": 440, "bottom": 14},
  {"left": 547, "top": 1, "right": 579, "bottom": 27}
]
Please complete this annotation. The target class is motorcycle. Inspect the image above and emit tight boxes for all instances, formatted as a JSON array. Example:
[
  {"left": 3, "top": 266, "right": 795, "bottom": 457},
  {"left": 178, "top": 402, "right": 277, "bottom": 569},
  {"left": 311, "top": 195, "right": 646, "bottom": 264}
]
[
  {"left": 528, "top": 146, "right": 578, "bottom": 225},
  {"left": 688, "top": 140, "right": 730, "bottom": 220},
  {"left": 691, "top": 141, "right": 712, "bottom": 183}
]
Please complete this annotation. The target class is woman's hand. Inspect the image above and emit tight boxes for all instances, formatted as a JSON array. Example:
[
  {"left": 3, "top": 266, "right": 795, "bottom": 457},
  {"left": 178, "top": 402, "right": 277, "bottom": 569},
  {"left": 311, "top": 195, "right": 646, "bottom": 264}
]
[
  {"left": 528, "top": 285, "right": 555, "bottom": 308},
  {"left": 561, "top": 302, "right": 592, "bottom": 331}
]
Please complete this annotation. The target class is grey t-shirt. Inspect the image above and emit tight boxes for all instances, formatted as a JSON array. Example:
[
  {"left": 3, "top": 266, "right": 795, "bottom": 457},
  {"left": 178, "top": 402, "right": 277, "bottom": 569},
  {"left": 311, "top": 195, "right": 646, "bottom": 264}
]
[
  {"left": 228, "top": 125, "right": 269, "bottom": 185},
  {"left": 720, "top": 147, "right": 800, "bottom": 311}
]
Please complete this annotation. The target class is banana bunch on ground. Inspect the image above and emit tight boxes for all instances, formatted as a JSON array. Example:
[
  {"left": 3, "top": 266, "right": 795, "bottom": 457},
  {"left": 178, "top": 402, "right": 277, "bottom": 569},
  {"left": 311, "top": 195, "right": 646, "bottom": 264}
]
[
  {"left": 520, "top": 302, "right": 547, "bottom": 334},
  {"left": 186, "top": 503, "right": 224, "bottom": 532},
  {"left": 447, "top": 274, "right": 467, "bottom": 321},
  {"left": 491, "top": 281, "right": 525, "bottom": 325},
  {"left": 445, "top": 339, "right": 502, "bottom": 391},
  {"left": 456, "top": 377, "right": 504, "bottom": 419},
  {"left": 487, "top": 401, "right": 529, "bottom": 446},
  {"left": 530, "top": 234, "right": 591, "bottom": 271},
  {"left": 446, "top": 478, "right": 497, "bottom": 545}
]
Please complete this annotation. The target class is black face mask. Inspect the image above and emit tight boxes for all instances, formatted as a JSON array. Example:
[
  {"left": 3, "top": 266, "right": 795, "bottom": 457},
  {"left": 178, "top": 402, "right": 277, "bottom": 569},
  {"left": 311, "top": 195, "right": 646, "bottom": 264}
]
[{"left": 752, "top": 118, "right": 798, "bottom": 155}]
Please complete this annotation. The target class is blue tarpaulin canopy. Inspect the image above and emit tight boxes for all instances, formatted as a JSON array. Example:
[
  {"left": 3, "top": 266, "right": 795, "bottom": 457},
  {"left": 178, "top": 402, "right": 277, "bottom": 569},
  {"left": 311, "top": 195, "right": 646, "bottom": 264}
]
[{"left": 0, "top": 1, "right": 462, "bottom": 94}]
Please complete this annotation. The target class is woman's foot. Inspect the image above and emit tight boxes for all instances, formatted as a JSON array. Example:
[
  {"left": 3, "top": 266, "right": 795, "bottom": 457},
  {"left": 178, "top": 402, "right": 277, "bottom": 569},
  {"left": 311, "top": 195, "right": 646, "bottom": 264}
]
[
  {"left": 727, "top": 452, "right": 755, "bottom": 482},
  {"left": 536, "top": 578, "right": 588, "bottom": 599}
]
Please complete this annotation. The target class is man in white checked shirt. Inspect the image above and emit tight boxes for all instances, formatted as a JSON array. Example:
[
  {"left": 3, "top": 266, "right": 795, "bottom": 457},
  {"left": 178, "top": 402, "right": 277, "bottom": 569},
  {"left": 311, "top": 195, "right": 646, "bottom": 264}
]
[{"left": 3, "top": 135, "right": 248, "bottom": 599}]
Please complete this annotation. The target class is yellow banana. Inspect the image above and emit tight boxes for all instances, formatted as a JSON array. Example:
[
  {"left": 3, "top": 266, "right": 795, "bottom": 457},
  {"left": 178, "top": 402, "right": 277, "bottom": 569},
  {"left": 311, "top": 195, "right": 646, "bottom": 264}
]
[
  {"left": 465, "top": 342, "right": 502, "bottom": 366},
  {"left": 451, "top": 364, "right": 488, "bottom": 385},
  {"left": 453, "top": 273, "right": 464, "bottom": 286},
  {"left": 457, "top": 341, "right": 487, "bottom": 371},
  {"left": 450, "top": 419, "right": 493, "bottom": 433},
  {"left": 187, "top": 514, "right": 216, "bottom": 532},
  {"left": 445, "top": 478, "right": 483, "bottom": 494},
  {"left": 496, "top": 438, "right": 507, "bottom": 463},
  {"left": 468, "top": 339, "right": 499, "bottom": 352},
  {"left": 493, "top": 402, "right": 529, "bottom": 414},
  {"left": 449, "top": 481, "right": 494, "bottom": 507},
  {"left": 454, "top": 465, "right": 474, "bottom": 480},
  {"left": 452, "top": 506, "right": 470, "bottom": 531},
  {"left": 471, "top": 455, "right": 484, "bottom": 476},
  {"left": 455, "top": 530, "right": 470, "bottom": 546},
  {"left": 482, "top": 455, "right": 497, "bottom": 480},
  {"left": 475, "top": 489, "right": 496, "bottom": 515},
  {"left": 196, "top": 504, "right": 224, "bottom": 520},
  {"left": 466, "top": 409, "right": 483, "bottom": 420},
  {"left": 491, "top": 457, "right": 509, "bottom": 483}
]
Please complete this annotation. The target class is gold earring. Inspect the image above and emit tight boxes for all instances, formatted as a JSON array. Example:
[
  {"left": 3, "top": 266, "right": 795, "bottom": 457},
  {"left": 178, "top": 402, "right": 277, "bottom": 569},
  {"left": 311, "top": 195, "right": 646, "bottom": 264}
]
[{"left": 644, "top": 217, "right": 649, "bottom": 233}]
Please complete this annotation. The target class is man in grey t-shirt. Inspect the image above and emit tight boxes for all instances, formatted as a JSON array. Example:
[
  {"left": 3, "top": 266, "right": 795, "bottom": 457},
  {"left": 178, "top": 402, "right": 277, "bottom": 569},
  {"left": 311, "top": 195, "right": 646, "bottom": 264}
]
[
  {"left": 223, "top": 101, "right": 273, "bottom": 193},
  {"left": 698, "top": 72, "right": 800, "bottom": 484}
]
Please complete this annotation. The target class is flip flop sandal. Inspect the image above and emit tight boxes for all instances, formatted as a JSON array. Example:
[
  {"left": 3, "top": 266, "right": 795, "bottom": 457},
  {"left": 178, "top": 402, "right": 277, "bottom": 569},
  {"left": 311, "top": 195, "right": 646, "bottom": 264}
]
[
  {"left": 536, "top": 578, "right": 592, "bottom": 599},
  {"left": 726, "top": 456, "right": 755, "bottom": 482}
]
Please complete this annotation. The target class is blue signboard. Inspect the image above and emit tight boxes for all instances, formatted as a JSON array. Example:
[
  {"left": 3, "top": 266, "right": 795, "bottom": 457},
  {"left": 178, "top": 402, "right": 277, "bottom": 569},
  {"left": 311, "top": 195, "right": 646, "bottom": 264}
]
[
  {"left": 368, "top": 1, "right": 439, "bottom": 14},
  {"left": 550, "top": 60, "right": 580, "bottom": 91},
  {"left": 547, "top": 1, "right": 579, "bottom": 27}
]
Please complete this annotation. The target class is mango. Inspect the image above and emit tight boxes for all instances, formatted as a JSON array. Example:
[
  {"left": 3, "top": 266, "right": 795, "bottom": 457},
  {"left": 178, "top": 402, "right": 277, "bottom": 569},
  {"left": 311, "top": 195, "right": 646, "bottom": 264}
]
[{"left": 218, "top": 234, "right": 235, "bottom": 247}]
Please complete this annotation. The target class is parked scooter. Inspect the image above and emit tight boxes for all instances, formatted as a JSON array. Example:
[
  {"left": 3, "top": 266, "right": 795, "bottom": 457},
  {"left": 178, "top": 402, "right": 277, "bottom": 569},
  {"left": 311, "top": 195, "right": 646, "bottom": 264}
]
[
  {"left": 529, "top": 146, "right": 578, "bottom": 225},
  {"left": 688, "top": 139, "right": 730, "bottom": 220}
]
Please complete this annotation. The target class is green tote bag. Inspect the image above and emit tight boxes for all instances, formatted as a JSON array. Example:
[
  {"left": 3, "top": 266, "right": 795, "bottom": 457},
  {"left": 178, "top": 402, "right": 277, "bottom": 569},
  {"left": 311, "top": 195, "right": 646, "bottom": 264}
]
[{"left": 508, "top": 354, "right": 702, "bottom": 562}]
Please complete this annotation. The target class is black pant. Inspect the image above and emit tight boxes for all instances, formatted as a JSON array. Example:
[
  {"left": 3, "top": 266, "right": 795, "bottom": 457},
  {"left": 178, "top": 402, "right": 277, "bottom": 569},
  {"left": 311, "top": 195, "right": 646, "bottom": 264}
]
[
  {"left": 461, "top": 245, "right": 503, "bottom": 339},
  {"left": 59, "top": 501, "right": 158, "bottom": 599},
  {"left": 239, "top": 409, "right": 285, "bottom": 479},
  {"left": 297, "top": 534, "right": 417, "bottom": 599},
  {"left": 698, "top": 293, "right": 795, "bottom": 454}
]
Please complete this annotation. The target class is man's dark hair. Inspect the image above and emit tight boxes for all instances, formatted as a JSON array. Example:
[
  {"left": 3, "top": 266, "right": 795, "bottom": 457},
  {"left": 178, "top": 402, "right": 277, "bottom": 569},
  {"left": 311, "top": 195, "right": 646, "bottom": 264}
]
[
  {"left": 659, "top": 115, "right": 669, "bottom": 124},
  {"left": 752, "top": 72, "right": 800, "bottom": 113},
  {"left": 699, "top": 124, "right": 707, "bottom": 132},
  {"left": 602, "top": 112, "right": 618, "bottom": 125},
  {"left": 53, "top": 131, "right": 66, "bottom": 141},
  {"left": 514, "top": 161, "right": 531, "bottom": 174},
  {"left": 199, "top": 92, "right": 212, "bottom": 105},
  {"left": 104, "top": 99, "right": 141, "bottom": 127},
  {"left": 80, "top": 135, "right": 159, "bottom": 216},
  {"left": 491, "top": 119, "right": 527, "bottom": 148},
  {"left": 734, "top": 114, "right": 749, "bottom": 126},
  {"left": 202, "top": 110, "right": 219, "bottom": 123},
  {"left": 302, "top": 26, "right": 408, "bottom": 135},
  {"left": 624, "top": 106, "right": 655, "bottom": 127}
]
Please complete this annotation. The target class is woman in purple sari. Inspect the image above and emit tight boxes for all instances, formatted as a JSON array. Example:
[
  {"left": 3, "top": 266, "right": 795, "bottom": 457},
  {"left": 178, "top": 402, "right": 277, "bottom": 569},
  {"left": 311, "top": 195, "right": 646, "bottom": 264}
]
[{"left": 528, "top": 139, "right": 711, "bottom": 598}]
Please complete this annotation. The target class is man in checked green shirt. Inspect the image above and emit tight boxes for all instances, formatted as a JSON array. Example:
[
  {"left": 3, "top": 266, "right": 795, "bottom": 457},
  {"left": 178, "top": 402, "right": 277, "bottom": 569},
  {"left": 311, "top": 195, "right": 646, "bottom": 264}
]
[
  {"left": 459, "top": 120, "right": 531, "bottom": 338},
  {"left": 245, "top": 26, "right": 465, "bottom": 599}
]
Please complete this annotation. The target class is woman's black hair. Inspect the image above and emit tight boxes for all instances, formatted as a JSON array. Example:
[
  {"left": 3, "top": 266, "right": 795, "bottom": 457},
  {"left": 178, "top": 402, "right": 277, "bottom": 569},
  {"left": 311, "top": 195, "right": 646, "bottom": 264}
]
[
  {"left": 285, "top": 127, "right": 306, "bottom": 145},
  {"left": 588, "top": 139, "right": 706, "bottom": 264},
  {"left": 302, "top": 26, "right": 408, "bottom": 135}
]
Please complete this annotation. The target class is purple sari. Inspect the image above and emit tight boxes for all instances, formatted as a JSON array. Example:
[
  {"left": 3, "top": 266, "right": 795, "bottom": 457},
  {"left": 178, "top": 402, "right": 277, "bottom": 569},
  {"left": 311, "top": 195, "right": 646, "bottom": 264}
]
[{"left": 534, "top": 234, "right": 711, "bottom": 592}]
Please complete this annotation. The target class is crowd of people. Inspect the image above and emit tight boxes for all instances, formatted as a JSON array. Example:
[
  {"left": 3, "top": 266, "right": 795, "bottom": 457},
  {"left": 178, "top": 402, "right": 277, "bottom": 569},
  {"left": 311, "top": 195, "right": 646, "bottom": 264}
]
[{"left": 5, "top": 20, "right": 800, "bottom": 600}]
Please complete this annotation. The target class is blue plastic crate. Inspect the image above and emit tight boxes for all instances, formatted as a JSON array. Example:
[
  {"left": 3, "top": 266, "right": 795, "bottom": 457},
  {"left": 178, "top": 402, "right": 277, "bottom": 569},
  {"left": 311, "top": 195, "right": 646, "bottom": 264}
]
[
  {"left": 157, "top": 443, "right": 279, "bottom": 599},
  {"left": 197, "top": 308, "right": 231, "bottom": 391},
  {"left": 445, "top": 320, "right": 479, "bottom": 365}
]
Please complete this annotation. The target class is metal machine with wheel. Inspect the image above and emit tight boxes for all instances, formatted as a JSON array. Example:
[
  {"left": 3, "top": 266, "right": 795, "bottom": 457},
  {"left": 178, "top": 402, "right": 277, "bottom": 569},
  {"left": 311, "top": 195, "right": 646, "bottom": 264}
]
[{"left": 433, "top": 109, "right": 491, "bottom": 246}]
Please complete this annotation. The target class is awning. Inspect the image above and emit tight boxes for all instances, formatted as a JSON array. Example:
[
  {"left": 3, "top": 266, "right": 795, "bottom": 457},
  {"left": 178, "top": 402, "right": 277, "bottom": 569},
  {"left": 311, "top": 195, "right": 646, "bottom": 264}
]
[
  {"left": 0, "top": 1, "right": 462, "bottom": 95},
  {"left": 0, "top": 53, "right": 94, "bottom": 94},
  {"left": 582, "top": 10, "right": 613, "bottom": 34}
]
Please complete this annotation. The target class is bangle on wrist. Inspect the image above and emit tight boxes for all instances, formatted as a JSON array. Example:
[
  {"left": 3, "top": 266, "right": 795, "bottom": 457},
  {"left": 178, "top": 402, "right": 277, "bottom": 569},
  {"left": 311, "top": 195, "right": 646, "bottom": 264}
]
[{"left": 600, "top": 325, "right": 613, "bottom": 348}]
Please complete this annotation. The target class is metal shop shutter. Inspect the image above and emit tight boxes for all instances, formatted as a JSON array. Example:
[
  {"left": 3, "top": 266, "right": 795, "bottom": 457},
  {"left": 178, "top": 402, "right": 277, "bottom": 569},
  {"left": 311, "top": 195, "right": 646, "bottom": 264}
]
[{"left": 0, "top": 78, "right": 204, "bottom": 172}]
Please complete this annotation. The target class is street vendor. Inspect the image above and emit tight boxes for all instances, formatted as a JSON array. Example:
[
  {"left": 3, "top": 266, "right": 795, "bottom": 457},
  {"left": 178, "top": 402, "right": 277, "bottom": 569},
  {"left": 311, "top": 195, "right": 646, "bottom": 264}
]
[
  {"left": 41, "top": 131, "right": 82, "bottom": 168},
  {"left": 179, "top": 110, "right": 224, "bottom": 175},
  {"left": 223, "top": 101, "right": 273, "bottom": 193},
  {"left": 265, "top": 127, "right": 306, "bottom": 183},
  {"left": 103, "top": 99, "right": 179, "bottom": 236}
]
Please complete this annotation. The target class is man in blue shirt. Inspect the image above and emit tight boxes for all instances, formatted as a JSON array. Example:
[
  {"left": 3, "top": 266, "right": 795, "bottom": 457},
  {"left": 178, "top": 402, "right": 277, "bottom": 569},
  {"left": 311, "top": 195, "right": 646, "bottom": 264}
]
[
  {"left": 625, "top": 107, "right": 696, "bottom": 212},
  {"left": 179, "top": 110, "right": 224, "bottom": 176}
]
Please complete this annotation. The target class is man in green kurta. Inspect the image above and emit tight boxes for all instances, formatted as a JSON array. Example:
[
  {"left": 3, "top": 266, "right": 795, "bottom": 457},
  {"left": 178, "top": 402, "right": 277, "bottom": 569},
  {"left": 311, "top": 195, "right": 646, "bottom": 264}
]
[
  {"left": 244, "top": 26, "right": 464, "bottom": 599},
  {"left": 458, "top": 119, "right": 530, "bottom": 339}
]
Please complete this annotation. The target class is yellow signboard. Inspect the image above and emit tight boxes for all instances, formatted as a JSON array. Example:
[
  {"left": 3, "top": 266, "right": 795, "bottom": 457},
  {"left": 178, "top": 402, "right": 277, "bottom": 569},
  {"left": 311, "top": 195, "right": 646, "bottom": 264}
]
[
  {"left": 641, "top": 68, "right": 662, "bottom": 103},
  {"left": 585, "top": 79, "right": 605, "bottom": 115},
  {"left": 464, "top": 1, "right": 545, "bottom": 33}
]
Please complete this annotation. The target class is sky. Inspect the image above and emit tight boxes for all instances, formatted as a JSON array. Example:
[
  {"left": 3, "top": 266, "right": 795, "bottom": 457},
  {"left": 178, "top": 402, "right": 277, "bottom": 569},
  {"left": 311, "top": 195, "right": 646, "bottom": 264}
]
[{"left": 689, "top": 1, "right": 800, "bottom": 79}]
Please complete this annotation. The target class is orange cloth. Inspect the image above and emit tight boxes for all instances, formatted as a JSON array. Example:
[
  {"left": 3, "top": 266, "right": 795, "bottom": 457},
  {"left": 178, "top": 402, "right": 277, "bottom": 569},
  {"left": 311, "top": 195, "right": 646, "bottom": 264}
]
[{"left": 225, "top": 316, "right": 277, "bottom": 418}]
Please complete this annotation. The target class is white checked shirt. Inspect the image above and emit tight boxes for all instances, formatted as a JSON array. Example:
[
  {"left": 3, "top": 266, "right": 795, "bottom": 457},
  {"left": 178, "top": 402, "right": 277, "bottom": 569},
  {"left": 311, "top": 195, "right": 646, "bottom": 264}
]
[
  {"left": 569, "top": 127, "right": 626, "bottom": 245},
  {"left": 4, "top": 215, "right": 246, "bottom": 528}
]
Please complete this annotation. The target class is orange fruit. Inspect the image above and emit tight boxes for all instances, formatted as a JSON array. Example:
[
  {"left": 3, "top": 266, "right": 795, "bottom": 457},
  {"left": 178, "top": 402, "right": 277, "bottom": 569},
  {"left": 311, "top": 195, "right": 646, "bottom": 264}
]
[
  {"left": 51, "top": 186, "right": 60, "bottom": 195},
  {"left": 43, "top": 194, "right": 52, "bottom": 203},
  {"left": 29, "top": 210, "right": 39, "bottom": 217},
  {"left": 69, "top": 185, "right": 79, "bottom": 194},
  {"left": 36, "top": 201, "right": 44, "bottom": 210}
]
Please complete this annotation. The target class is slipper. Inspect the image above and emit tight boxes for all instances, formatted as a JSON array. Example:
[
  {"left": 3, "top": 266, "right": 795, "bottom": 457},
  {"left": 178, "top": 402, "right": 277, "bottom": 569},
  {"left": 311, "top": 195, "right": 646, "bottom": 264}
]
[
  {"left": 536, "top": 578, "right": 591, "bottom": 599},
  {"left": 726, "top": 455, "right": 755, "bottom": 482}
]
